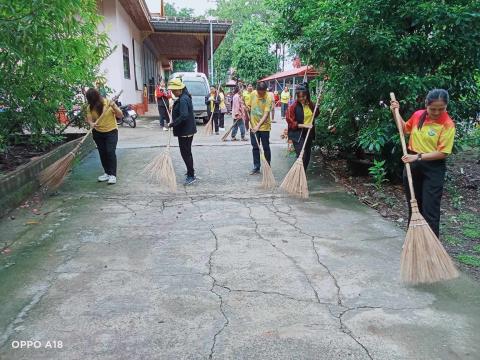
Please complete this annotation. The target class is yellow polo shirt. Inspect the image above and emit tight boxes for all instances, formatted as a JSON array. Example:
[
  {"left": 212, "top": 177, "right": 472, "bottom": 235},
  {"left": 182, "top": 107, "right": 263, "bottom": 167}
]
[
  {"left": 405, "top": 110, "right": 455, "bottom": 154},
  {"left": 281, "top": 90, "right": 290, "bottom": 104},
  {"left": 249, "top": 91, "right": 272, "bottom": 131},
  {"left": 303, "top": 105, "right": 313, "bottom": 125},
  {"left": 86, "top": 99, "right": 118, "bottom": 132},
  {"left": 242, "top": 90, "right": 253, "bottom": 108}
]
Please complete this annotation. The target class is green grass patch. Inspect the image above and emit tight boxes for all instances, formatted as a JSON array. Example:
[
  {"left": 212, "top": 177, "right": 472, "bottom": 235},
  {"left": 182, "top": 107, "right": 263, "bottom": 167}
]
[
  {"left": 463, "top": 228, "right": 480, "bottom": 239},
  {"left": 444, "top": 235, "right": 462, "bottom": 245},
  {"left": 473, "top": 245, "right": 480, "bottom": 254},
  {"left": 457, "top": 254, "right": 480, "bottom": 267}
]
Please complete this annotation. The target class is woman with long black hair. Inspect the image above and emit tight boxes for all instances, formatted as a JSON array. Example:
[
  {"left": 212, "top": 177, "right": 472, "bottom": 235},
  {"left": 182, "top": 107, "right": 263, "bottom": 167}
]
[
  {"left": 285, "top": 83, "right": 318, "bottom": 170},
  {"left": 168, "top": 78, "right": 198, "bottom": 186},
  {"left": 390, "top": 89, "right": 456, "bottom": 237},
  {"left": 85, "top": 88, "right": 123, "bottom": 185}
]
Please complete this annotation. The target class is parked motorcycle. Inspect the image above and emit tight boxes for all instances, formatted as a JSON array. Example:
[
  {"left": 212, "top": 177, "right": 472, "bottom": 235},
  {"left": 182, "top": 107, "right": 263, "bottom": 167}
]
[{"left": 115, "top": 100, "right": 137, "bottom": 128}]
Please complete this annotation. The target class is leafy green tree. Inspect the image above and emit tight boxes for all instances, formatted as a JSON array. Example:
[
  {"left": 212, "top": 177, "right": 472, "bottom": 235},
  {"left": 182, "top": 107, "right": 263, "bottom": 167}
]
[
  {"left": 271, "top": 0, "right": 480, "bottom": 176},
  {"left": 230, "top": 20, "right": 279, "bottom": 84},
  {"left": 172, "top": 60, "right": 196, "bottom": 72},
  {"left": 164, "top": 3, "right": 194, "bottom": 18},
  {"left": 209, "top": 0, "right": 279, "bottom": 84},
  {"left": 0, "top": 0, "right": 110, "bottom": 152}
]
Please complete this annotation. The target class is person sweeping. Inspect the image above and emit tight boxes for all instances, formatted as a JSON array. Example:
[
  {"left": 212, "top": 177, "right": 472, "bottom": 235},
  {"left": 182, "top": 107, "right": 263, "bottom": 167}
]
[
  {"left": 285, "top": 83, "right": 319, "bottom": 170},
  {"left": 227, "top": 86, "right": 247, "bottom": 141},
  {"left": 86, "top": 88, "right": 123, "bottom": 185},
  {"left": 168, "top": 78, "right": 197, "bottom": 186},
  {"left": 390, "top": 89, "right": 458, "bottom": 283},
  {"left": 249, "top": 81, "right": 273, "bottom": 178},
  {"left": 205, "top": 86, "right": 221, "bottom": 135}
]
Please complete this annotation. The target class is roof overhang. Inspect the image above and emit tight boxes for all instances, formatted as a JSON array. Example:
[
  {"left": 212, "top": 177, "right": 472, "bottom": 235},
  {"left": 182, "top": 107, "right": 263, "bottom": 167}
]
[
  {"left": 150, "top": 16, "right": 232, "bottom": 35},
  {"left": 118, "top": 0, "right": 153, "bottom": 31},
  {"left": 260, "top": 66, "right": 320, "bottom": 82},
  {"left": 147, "top": 16, "right": 232, "bottom": 62}
]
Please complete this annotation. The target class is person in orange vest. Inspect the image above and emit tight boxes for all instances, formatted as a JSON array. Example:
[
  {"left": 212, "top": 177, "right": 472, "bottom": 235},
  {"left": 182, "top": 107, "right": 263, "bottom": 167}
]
[{"left": 155, "top": 80, "right": 172, "bottom": 131}]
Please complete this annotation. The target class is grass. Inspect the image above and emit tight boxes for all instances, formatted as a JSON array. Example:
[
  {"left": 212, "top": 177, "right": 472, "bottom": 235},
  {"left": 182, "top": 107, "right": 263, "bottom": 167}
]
[
  {"left": 473, "top": 245, "right": 480, "bottom": 254},
  {"left": 464, "top": 228, "right": 480, "bottom": 239},
  {"left": 444, "top": 235, "right": 462, "bottom": 246},
  {"left": 457, "top": 254, "right": 480, "bottom": 267}
]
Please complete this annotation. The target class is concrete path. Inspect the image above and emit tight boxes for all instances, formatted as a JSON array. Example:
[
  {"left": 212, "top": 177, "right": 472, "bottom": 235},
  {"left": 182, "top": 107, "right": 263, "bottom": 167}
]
[{"left": 1, "top": 114, "right": 479, "bottom": 360}]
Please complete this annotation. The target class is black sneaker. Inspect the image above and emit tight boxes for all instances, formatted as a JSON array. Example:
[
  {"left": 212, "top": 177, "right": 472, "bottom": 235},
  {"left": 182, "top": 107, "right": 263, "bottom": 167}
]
[
  {"left": 184, "top": 176, "right": 197, "bottom": 186},
  {"left": 249, "top": 168, "right": 260, "bottom": 175}
]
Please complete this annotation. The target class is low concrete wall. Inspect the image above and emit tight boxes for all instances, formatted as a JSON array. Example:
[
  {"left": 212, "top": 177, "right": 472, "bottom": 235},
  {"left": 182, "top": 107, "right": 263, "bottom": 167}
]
[{"left": 0, "top": 134, "right": 95, "bottom": 218}]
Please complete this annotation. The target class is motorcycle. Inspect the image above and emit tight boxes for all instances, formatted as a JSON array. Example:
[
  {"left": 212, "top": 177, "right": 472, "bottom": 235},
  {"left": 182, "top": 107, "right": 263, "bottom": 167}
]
[{"left": 115, "top": 100, "right": 137, "bottom": 128}]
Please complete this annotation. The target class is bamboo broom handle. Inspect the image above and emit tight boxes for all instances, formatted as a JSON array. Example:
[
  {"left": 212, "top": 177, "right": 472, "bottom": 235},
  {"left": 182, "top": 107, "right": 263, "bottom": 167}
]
[
  {"left": 389, "top": 92, "right": 416, "bottom": 201},
  {"left": 162, "top": 97, "right": 173, "bottom": 148},
  {"left": 70, "top": 90, "right": 124, "bottom": 155}
]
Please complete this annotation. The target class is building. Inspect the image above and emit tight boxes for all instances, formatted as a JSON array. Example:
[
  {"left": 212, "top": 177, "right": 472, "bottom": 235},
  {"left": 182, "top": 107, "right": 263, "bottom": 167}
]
[{"left": 96, "top": 0, "right": 231, "bottom": 111}]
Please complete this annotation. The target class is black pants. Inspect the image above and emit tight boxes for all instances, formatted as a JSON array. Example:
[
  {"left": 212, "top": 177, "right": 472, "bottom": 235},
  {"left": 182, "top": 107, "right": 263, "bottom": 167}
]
[
  {"left": 219, "top": 113, "right": 225, "bottom": 128},
  {"left": 281, "top": 103, "right": 288, "bottom": 118},
  {"left": 291, "top": 130, "right": 313, "bottom": 170},
  {"left": 250, "top": 131, "right": 271, "bottom": 170},
  {"left": 157, "top": 104, "right": 168, "bottom": 127},
  {"left": 92, "top": 129, "right": 118, "bottom": 176},
  {"left": 178, "top": 136, "right": 195, "bottom": 177},
  {"left": 403, "top": 159, "right": 446, "bottom": 237},
  {"left": 212, "top": 113, "right": 220, "bottom": 132}
]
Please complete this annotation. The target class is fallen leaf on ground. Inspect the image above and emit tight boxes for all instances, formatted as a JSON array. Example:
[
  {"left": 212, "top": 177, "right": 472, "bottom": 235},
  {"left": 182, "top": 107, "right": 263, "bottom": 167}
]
[{"left": 25, "top": 221, "right": 40, "bottom": 225}]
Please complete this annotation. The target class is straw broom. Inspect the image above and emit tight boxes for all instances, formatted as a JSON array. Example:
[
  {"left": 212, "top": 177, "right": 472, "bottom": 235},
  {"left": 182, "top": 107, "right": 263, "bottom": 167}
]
[
  {"left": 203, "top": 83, "right": 221, "bottom": 136},
  {"left": 251, "top": 123, "right": 276, "bottom": 190},
  {"left": 39, "top": 90, "right": 123, "bottom": 191},
  {"left": 280, "top": 83, "right": 323, "bottom": 198},
  {"left": 221, "top": 118, "right": 240, "bottom": 141},
  {"left": 203, "top": 110, "right": 214, "bottom": 136},
  {"left": 390, "top": 92, "right": 458, "bottom": 284},
  {"left": 142, "top": 98, "right": 177, "bottom": 192}
]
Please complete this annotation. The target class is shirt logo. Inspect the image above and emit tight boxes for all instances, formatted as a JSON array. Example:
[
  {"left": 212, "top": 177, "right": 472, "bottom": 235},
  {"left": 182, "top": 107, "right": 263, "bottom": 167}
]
[{"left": 428, "top": 129, "right": 436, "bottom": 137}]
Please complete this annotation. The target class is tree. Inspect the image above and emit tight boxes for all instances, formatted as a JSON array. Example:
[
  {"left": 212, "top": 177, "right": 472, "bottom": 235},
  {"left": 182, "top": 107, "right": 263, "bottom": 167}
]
[
  {"left": 172, "top": 60, "right": 196, "bottom": 73},
  {"left": 164, "top": 2, "right": 194, "bottom": 18},
  {"left": 0, "top": 0, "right": 110, "bottom": 152},
  {"left": 271, "top": 0, "right": 480, "bottom": 176},
  {"left": 209, "top": 0, "right": 279, "bottom": 84}
]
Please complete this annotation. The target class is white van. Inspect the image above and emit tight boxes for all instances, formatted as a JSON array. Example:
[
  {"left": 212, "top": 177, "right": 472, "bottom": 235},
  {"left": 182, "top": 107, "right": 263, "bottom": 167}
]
[{"left": 169, "top": 72, "right": 210, "bottom": 124}]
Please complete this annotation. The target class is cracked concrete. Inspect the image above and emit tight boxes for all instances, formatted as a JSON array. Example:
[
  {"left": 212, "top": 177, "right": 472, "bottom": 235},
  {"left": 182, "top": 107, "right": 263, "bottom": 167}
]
[{"left": 1, "top": 116, "right": 480, "bottom": 360}]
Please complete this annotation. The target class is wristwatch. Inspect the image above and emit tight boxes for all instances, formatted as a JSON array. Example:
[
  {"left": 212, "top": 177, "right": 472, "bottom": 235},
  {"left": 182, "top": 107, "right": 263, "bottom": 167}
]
[{"left": 417, "top": 154, "right": 422, "bottom": 161}]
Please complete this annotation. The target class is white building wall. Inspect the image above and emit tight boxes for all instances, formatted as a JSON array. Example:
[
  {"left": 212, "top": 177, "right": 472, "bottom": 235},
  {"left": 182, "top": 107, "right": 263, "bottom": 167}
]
[{"left": 98, "top": 0, "right": 144, "bottom": 105}]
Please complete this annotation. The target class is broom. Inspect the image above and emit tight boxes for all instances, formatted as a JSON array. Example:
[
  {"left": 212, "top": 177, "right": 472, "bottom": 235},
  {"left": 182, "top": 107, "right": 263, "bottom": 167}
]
[
  {"left": 203, "top": 83, "right": 220, "bottom": 136},
  {"left": 203, "top": 110, "right": 215, "bottom": 136},
  {"left": 390, "top": 92, "right": 458, "bottom": 284},
  {"left": 142, "top": 98, "right": 177, "bottom": 192},
  {"left": 279, "top": 83, "right": 323, "bottom": 198},
  {"left": 39, "top": 90, "right": 123, "bottom": 191},
  {"left": 221, "top": 118, "right": 240, "bottom": 141},
  {"left": 250, "top": 123, "right": 276, "bottom": 190}
]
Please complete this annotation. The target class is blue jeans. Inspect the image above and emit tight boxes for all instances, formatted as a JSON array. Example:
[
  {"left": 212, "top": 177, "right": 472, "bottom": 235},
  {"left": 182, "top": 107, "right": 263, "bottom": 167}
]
[
  {"left": 231, "top": 118, "right": 246, "bottom": 138},
  {"left": 250, "top": 131, "right": 271, "bottom": 170}
]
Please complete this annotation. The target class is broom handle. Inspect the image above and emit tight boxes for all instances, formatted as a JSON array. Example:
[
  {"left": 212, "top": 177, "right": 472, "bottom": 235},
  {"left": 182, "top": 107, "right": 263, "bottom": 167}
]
[
  {"left": 298, "top": 83, "right": 324, "bottom": 157},
  {"left": 162, "top": 98, "right": 173, "bottom": 147},
  {"left": 71, "top": 91, "right": 123, "bottom": 155},
  {"left": 389, "top": 92, "right": 416, "bottom": 201}
]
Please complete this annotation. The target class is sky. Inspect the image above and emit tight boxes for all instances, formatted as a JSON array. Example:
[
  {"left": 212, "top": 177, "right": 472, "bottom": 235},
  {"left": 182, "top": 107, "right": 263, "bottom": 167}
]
[{"left": 145, "top": 0, "right": 215, "bottom": 16}]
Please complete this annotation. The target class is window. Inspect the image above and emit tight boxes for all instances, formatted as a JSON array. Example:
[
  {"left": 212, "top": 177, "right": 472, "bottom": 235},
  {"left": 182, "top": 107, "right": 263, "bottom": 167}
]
[
  {"left": 122, "top": 45, "right": 130, "bottom": 79},
  {"left": 183, "top": 80, "right": 208, "bottom": 96}
]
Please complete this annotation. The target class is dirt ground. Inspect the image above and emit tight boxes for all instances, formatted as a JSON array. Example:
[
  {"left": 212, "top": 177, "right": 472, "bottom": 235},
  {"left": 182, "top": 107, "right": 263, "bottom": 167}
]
[{"left": 319, "top": 149, "right": 480, "bottom": 281}]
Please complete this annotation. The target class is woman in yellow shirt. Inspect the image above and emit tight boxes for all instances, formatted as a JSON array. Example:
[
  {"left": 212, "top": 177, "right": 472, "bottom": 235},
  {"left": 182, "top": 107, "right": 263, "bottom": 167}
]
[
  {"left": 280, "top": 85, "right": 291, "bottom": 119},
  {"left": 85, "top": 88, "right": 123, "bottom": 185},
  {"left": 285, "top": 83, "right": 318, "bottom": 170},
  {"left": 390, "top": 89, "right": 455, "bottom": 237}
]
